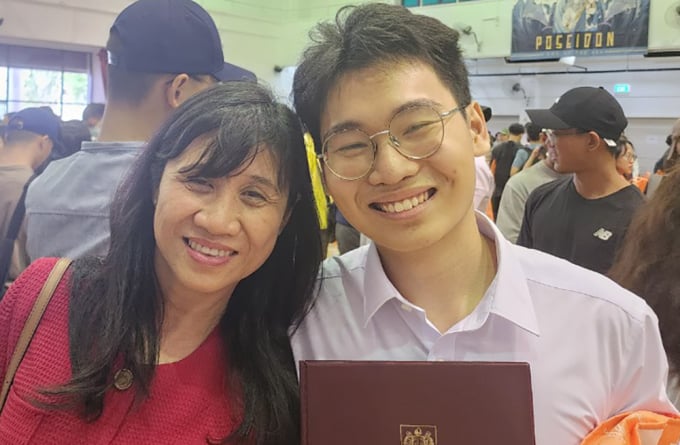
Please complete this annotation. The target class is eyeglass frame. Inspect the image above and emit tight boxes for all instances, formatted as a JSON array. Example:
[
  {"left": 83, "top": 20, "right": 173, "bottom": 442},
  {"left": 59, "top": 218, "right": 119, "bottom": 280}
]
[
  {"left": 543, "top": 128, "right": 590, "bottom": 143},
  {"left": 318, "top": 103, "right": 469, "bottom": 181}
]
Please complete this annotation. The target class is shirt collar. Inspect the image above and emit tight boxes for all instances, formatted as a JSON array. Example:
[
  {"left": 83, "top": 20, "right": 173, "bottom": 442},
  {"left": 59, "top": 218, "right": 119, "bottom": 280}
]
[
  {"left": 81, "top": 141, "right": 145, "bottom": 151},
  {"left": 362, "top": 242, "right": 403, "bottom": 326},
  {"left": 476, "top": 212, "right": 540, "bottom": 336},
  {"left": 360, "top": 212, "right": 540, "bottom": 336}
]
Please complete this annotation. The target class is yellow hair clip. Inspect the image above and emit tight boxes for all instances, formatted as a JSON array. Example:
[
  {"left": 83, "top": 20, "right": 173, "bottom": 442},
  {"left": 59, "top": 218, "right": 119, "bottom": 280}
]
[{"left": 304, "top": 132, "right": 329, "bottom": 230}]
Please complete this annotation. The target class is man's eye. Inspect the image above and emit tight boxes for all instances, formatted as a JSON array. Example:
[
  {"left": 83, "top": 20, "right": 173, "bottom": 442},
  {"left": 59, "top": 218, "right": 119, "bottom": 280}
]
[
  {"left": 403, "top": 120, "right": 437, "bottom": 136},
  {"left": 331, "top": 142, "right": 371, "bottom": 156}
]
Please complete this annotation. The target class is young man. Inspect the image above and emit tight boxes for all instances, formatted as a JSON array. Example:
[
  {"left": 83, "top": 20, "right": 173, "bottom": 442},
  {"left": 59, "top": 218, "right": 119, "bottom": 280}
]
[
  {"left": 291, "top": 4, "right": 675, "bottom": 444},
  {"left": 490, "top": 122, "right": 525, "bottom": 217},
  {"left": 25, "top": 0, "right": 255, "bottom": 260},
  {"left": 0, "top": 108, "right": 60, "bottom": 283},
  {"left": 81, "top": 102, "right": 105, "bottom": 140},
  {"left": 517, "top": 87, "right": 644, "bottom": 274}
]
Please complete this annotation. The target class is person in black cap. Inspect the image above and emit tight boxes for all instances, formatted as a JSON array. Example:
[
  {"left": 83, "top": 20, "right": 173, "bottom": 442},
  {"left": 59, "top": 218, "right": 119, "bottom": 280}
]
[
  {"left": 517, "top": 86, "right": 644, "bottom": 274},
  {"left": 25, "top": 0, "right": 256, "bottom": 261},
  {"left": 0, "top": 107, "right": 62, "bottom": 286}
]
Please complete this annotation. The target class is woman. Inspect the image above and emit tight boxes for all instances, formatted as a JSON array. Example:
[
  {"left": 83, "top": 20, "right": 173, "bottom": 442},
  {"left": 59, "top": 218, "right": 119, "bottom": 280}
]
[
  {"left": 662, "top": 119, "right": 680, "bottom": 173},
  {"left": 609, "top": 168, "right": 680, "bottom": 409},
  {"left": 615, "top": 137, "right": 636, "bottom": 181},
  {"left": 0, "top": 82, "right": 323, "bottom": 444}
]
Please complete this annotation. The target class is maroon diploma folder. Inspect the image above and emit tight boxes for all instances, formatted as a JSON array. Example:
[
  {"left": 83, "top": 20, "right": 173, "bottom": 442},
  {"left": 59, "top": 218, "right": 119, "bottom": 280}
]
[{"left": 300, "top": 360, "right": 535, "bottom": 445}]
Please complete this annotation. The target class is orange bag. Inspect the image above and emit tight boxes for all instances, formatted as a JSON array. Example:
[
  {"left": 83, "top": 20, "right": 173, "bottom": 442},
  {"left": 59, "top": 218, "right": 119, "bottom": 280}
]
[{"left": 581, "top": 411, "right": 680, "bottom": 445}]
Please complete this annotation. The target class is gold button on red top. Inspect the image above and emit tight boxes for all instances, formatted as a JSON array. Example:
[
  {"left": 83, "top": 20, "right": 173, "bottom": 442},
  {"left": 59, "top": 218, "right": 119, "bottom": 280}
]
[{"left": 113, "top": 368, "right": 133, "bottom": 391}]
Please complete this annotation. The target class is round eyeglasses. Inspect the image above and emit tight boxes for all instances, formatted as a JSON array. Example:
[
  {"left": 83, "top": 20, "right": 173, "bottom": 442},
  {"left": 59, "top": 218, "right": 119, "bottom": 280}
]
[{"left": 319, "top": 103, "right": 467, "bottom": 180}]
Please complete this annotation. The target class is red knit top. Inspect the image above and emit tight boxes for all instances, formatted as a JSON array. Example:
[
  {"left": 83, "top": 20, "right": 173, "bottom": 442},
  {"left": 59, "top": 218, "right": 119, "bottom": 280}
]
[{"left": 0, "top": 258, "right": 237, "bottom": 444}]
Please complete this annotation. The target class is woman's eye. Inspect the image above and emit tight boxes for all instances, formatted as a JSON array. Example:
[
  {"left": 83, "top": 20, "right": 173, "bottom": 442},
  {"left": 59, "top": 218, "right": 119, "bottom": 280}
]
[
  {"left": 184, "top": 177, "right": 213, "bottom": 193},
  {"left": 242, "top": 190, "right": 267, "bottom": 202}
]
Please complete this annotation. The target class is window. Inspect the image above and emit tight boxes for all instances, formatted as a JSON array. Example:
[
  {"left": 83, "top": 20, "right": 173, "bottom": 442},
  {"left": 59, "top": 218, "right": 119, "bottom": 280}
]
[{"left": 0, "top": 44, "right": 91, "bottom": 121}]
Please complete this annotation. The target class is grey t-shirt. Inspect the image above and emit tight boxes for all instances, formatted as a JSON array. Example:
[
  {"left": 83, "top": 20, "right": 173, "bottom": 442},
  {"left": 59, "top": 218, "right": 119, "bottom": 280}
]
[
  {"left": 25, "top": 141, "right": 144, "bottom": 261},
  {"left": 496, "top": 161, "right": 567, "bottom": 243}
]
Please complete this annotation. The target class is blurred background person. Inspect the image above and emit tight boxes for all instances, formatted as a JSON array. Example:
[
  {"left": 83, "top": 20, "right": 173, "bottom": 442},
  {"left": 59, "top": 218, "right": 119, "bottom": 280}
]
[
  {"left": 609, "top": 168, "right": 680, "bottom": 409},
  {"left": 58, "top": 120, "right": 92, "bottom": 159},
  {"left": 496, "top": 132, "right": 568, "bottom": 244},
  {"left": 615, "top": 137, "right": 636, "bottom": 181},
  {"left": 25, "top": 0, "right": 255, "bottom": 262},
  {"left": 654, "top": 134, "right": 674, "bottom": 174},
  {"left": 519, "top": 122, "right": 546, "bottom": 171},
  {"left": 81, "top": 102, "right": 105, "bottom": 140},
  {"left": 490, "top": 122, "right": 525, "bottom": 218},
  {"left": 474, "top": 105, "right": 495, "bottom": 214},
  {"left": 0, "top": 108, "right": 61, "bottom": 291},
  {"left": 508, "top": 122, "right": 537, "bottom": 177},
  {"left": 647, "top": 119, "right": 680, "bottom": 198}
]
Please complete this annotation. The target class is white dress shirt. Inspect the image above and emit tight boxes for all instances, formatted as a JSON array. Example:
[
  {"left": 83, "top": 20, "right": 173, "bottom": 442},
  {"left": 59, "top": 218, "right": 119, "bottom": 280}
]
[
  {"left": 473, "top": 156, "right": 494, "bottom": 212},
  {"left": 292, "top": 213, "right": 676, "bottom": 445}
]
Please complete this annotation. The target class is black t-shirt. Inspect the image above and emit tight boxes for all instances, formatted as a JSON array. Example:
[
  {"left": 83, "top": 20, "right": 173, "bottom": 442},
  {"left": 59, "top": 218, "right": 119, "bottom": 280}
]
[
  {"left": 517, "top": 177, "right": 644, "bottom": 274},
  {"left": 491, "top": 141, "right": 522, "bottom": 197}
]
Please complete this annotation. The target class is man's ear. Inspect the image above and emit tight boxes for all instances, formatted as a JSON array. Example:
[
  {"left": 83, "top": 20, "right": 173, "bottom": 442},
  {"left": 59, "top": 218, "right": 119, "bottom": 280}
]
[
  {"left": 39, "top": 135, "right": 54, "bottom": 157},
  {"left": 165, "top": 74, "right": 190, "bottom": 109},
  {"left": 585, "top": 131, "right": 603, "bottom": 152},
  {"left": 466, "top": 101, "right": 491, "bottom": 157}
]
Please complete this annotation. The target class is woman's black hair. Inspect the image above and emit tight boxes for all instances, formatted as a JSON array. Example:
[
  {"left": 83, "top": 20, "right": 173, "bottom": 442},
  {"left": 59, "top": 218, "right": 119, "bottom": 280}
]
[{"left": 52, "top": 82, "right": 323, "bottom": 444}]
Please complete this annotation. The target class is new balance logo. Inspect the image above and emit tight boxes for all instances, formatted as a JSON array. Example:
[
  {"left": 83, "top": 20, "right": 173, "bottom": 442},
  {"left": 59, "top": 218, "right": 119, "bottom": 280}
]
[{"left": 593, "top": 228, "right": 613, "bottom": 241}]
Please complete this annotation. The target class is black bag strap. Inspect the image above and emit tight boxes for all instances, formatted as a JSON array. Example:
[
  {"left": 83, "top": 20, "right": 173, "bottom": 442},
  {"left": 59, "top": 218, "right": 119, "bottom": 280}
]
[{"left": 0, "top": 175, "right": 35, "bottom": 290}]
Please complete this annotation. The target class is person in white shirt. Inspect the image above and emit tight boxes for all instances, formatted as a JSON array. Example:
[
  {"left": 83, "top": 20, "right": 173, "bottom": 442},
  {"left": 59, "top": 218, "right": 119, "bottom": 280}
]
[
  {"left": 473, "top": 155, "right": 494, "bottom": 212},
  {"left": 290, "top": 4, "right": 676, "bottom": 444}
]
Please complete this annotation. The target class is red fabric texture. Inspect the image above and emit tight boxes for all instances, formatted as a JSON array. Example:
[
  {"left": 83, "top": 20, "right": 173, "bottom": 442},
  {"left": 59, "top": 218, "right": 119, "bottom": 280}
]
[{"left": 0, "top": 258, "right": 236, "bottom": 444}]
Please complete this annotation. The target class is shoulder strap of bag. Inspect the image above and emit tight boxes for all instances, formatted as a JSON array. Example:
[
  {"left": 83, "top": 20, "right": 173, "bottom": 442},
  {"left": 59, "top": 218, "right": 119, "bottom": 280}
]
[
  {"left": 0, "top": 257, "right": 72, "bottom": 411},
  {"left": 0, "top": 175, "right": 36, "bottom": 289}
]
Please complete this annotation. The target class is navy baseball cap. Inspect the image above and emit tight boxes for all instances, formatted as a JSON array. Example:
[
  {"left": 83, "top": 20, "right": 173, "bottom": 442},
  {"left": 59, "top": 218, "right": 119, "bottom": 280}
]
[
  {"left": 7, "top": 107, "right": 63, "bottom": 146},
  {"left": 108, "top": 0, "right": 256, "bottom": 82},
  {"left": 526, "top": 86, "right": 627, "bottom": 148}
]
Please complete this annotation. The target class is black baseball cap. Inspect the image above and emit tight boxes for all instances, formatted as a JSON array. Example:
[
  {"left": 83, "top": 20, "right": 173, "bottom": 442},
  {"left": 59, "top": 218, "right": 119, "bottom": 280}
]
[
  {"left": 108, "top": 0, "right": 256, "bottom": 82},
  {"left": 7, "top": 107, "right": 62, "bottom": 145},
  {"left": 526, "top": 86, "right": 627, "bottom": 148}
]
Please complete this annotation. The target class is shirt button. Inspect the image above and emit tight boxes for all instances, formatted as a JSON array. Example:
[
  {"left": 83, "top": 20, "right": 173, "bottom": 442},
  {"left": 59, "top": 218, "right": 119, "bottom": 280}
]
[
  {"left": 400, "top": 303, "right": 412, "bottom": 312},
  {"left": 113, "top": 368, "right": 134, "bottom": 391}
]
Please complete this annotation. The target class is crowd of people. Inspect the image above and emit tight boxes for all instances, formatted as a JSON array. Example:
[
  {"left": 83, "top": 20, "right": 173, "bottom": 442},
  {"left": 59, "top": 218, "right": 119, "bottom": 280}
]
[{"left": 1, "top": 0, "right": 680, "bottom": 444}]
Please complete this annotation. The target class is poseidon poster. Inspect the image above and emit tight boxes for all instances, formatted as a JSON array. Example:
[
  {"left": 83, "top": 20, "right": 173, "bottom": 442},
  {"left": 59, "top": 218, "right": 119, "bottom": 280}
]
[{"left": 510, "top": 0, "right": 650, "bottom": 60}]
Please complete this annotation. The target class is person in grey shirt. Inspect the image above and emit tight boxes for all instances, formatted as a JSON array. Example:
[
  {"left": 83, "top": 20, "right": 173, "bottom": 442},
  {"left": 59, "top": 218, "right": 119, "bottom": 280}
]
[
  {"left": 496, "top": 146, "right": 567, "bottom": 243},
  {"left": 25, "top": 0, "right": 255, "bottom": 260}
]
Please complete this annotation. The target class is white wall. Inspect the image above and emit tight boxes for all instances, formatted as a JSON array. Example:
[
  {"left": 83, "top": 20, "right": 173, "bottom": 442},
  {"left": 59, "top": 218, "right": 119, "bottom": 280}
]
[
  {"left": 0, "top": 0, "right": 291, "bottom": 84},
  {"left": 1, "top": 0, "right": 679, "bottom": 115}
]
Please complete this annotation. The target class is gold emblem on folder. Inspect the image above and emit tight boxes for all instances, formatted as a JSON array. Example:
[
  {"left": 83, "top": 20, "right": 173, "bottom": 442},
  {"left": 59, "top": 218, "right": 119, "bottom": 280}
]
[{"left": 400, "top": 425, "right": 437, "bottom": 445}]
